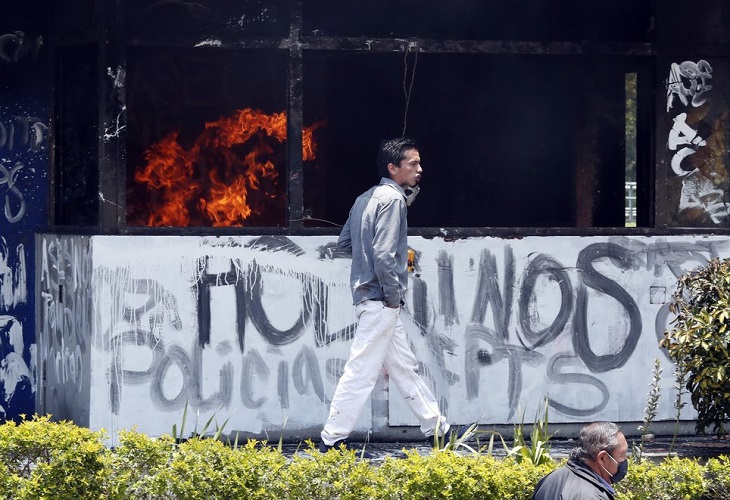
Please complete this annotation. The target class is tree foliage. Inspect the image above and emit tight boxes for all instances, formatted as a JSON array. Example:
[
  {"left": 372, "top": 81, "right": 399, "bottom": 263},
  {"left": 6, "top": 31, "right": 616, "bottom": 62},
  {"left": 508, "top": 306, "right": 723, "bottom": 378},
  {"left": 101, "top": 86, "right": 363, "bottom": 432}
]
[
  {"left": 662, "top": 258, "right": 730, "bottom": 436},
  {"left": 625, "top": 72, "right": 637, "bottom": 182}
]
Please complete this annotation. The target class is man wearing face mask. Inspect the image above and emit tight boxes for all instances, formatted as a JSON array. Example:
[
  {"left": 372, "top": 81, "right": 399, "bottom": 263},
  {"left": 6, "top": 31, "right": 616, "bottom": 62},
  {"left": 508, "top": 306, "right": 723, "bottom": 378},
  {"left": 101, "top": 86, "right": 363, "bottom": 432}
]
[{"left": 532, "top": 421, "right": 629, "bottom": 499}]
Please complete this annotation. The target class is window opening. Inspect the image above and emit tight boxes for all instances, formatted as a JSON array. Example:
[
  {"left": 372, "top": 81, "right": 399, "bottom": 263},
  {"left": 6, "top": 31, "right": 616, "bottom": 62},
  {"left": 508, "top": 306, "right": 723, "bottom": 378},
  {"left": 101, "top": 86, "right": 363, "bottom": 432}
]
[
  {"left": 125, "top": 47, "right": 323, "bottom": 228},
  {"left": 625, "top": 72, "right": 638, "bottom": 227}
]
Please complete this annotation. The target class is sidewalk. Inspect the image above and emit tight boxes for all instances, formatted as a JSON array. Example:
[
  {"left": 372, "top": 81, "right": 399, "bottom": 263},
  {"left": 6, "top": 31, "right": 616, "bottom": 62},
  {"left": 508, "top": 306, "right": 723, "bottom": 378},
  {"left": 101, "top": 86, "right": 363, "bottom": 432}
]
[
  {"left": 280, "top": 435, "right": 730, "bottom": 462},
  {"left": 631, "top": 434, "right": 730, "bottom": 461}
]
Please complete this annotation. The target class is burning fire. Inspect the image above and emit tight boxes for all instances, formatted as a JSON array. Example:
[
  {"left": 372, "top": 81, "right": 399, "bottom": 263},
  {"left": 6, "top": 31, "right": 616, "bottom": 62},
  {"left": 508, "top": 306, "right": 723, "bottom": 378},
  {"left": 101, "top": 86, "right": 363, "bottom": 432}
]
[{"left": 132, "top": 108, "right": 323, "bottom": 227}]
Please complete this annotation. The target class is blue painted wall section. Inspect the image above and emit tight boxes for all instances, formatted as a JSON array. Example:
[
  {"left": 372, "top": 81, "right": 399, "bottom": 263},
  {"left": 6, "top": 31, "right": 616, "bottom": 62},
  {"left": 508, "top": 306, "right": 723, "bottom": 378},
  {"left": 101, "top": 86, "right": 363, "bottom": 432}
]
[{"left": 0, "top": 11, "right": 49, "bottom": 421}]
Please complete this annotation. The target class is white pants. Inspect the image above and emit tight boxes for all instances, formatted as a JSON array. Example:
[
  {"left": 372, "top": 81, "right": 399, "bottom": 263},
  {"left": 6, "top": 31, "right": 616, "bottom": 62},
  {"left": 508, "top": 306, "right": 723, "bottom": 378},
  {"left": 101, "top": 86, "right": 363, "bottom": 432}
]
[{"left": 321, "top": 299, "right": 449, "bottom": 445}]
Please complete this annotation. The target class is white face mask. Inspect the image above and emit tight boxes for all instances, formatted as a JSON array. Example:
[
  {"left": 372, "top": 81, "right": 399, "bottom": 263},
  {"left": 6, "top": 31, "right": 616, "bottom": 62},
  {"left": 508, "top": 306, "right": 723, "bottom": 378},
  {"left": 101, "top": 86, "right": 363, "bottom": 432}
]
[{"left": 404, "top": 184, "right": 420, "bottom": 206}]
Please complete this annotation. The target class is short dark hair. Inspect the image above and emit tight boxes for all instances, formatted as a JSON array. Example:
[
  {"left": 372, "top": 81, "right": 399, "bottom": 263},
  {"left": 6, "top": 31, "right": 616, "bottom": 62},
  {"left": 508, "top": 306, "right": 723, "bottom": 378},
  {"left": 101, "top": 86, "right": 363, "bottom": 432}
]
[
  {"left": 377, "top": 137, "right": 418, "bottom": 178},
  {"left": 570, "top": 422, "right": 623, "bottom": 462}
]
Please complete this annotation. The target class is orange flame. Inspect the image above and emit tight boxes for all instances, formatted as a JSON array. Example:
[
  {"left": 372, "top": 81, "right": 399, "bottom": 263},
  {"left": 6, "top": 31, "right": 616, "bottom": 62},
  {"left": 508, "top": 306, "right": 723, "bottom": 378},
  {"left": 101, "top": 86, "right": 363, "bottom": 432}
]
[{"left": 132, "top": 108, "right": 324, "bottom": 227}]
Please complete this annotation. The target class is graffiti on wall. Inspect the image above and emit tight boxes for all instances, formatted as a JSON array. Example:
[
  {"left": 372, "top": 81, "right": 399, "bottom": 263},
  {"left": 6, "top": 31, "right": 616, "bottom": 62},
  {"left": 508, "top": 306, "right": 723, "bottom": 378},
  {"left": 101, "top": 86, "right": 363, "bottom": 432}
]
[
  {"left": 666, "top": 59, "right": 730, "bottom": 224},
  {"left": 38, "top": 234, "right": 727, "bottom": 441},
  {"left": 0, "top": 25, "right": 49, "bottom": 421},
  {"left": 0, "top": 109, "right": 46, "bottom": 419},
  {"left": 92, "top": 236, "right": 350, "bottom": 426},
  {"left": 392, "top": 236, "right": 725, "bottom": 425},
  {"left": 0, "top": 237, "right": 33, "bottom": 420},
  {"left": 0, "top": 115, "right": 48, "bottom": 224},
  {"left": 37, "top": 236, "right": 91, "bottom": 423},
  {"left": 102, "top": 66, "right": 126, "bottom": 143},
  {"left": 0, "top": 31, "right": 42, "bottom": 66}
]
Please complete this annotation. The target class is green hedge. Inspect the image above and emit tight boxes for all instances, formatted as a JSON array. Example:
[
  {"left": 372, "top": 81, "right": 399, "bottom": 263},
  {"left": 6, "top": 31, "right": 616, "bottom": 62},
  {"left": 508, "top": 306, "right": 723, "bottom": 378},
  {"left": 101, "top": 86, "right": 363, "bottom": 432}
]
[{"left": 1, "top": 416, "right": 729, "bottom": 499}]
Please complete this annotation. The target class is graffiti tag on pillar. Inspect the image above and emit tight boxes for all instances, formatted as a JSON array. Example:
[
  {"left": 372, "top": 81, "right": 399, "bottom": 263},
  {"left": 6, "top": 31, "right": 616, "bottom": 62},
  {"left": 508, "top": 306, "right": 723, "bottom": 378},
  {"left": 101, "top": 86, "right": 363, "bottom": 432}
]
[
  {"left": 0, "top": 238, "right": 27, "bottom": 310},
  {"left": 0, "top": 116, "right": 48, "bottom": 153},
  {"left": 667, "top": 60, "right": 713, "bottom": 112},
  {"left": 666, "top": 59, "right": 729, "bottom": 224},
  {"left": 0, "top": 116, "right": 48, "bottom": 224},
  {"left": 0, "top": 162, "right": 25, "bottom": 223},
  {"left": 668, "top": 113, "right": 707, "bottom": 176},
  {"left": 0, "top": 315, "right": 33, "bottom": 420},
  {"left": 0, "top": 31, "right": 43, "bottom": 65}
]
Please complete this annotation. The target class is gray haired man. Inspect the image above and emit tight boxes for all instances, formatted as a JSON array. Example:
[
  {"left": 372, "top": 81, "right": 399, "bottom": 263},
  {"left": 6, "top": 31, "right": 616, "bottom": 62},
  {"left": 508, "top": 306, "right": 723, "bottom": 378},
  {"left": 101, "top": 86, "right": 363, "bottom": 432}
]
[{"left": 532, "top": 421, "right": 629, "bottom": 500}]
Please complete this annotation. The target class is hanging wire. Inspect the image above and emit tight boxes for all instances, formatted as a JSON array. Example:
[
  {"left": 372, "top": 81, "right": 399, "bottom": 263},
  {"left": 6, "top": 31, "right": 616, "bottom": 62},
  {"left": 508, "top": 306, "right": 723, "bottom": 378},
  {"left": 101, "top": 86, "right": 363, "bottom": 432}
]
[
  {"left": 401, "top": 43, "right": 419, "bottom": 138},
  {"left": 288, "top": 215, "right": 343, "bottom": 227}
]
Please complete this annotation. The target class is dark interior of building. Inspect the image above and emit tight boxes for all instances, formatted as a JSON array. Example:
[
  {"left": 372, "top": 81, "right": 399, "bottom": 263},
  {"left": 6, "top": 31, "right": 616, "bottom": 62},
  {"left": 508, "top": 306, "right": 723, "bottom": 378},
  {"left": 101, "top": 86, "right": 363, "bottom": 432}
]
[{"left": 14, "top": 0, "right": 725, "bottom": 232}]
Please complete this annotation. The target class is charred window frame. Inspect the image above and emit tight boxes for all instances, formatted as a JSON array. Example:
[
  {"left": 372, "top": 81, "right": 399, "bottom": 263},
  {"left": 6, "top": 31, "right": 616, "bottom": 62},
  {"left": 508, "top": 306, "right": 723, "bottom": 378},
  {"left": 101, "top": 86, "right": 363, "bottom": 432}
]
[
  {"left": 53, "top": 42, "right": 100, "bottom": 228},
  {"left": 49, "top": 0, "right": 656, "bottom": 235},
  {"left": 301, "top": 48, "right": 655, "bottom": 232}
]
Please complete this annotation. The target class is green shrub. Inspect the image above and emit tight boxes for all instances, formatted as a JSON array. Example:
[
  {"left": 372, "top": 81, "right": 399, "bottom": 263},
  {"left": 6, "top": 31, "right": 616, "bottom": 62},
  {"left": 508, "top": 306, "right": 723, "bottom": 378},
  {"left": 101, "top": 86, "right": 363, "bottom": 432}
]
[
  {"left": 705, "top": 455, "right": 730, "bottom": 499},
  {"left": 378, "top": 450, "right": 494, "bottom": 499},
  {"left": 0, "top": 456, "right": 14, "bottom": 499},
  {"left": 106, "top": 429, "right": 177, "bottom": 499},
  {"left": 274, "top": 447, "right": 557, "bottom": 499},
  {"left": 140, "top": 437, "right": 286, "bottom": 499},
  {"left": 492, "top": 457, "right": 558, "bottom": 499},
  {"left": 0, "top": 416, "right": 729, "bottom": 499},
  {"left": 374, "top": 450, "right": 557, "bottom": 499},
  {"left": 276, "top": 443, "right": 385, "bottom": 499},
  {"left": 615, "top": 457, "right": 705, "bottom": 500},
  {"left": 0, "top": 415, "right": 111, "bottom": 499},
  {"left": 662, "top": 257, "right": 730, "bottom": 436}
]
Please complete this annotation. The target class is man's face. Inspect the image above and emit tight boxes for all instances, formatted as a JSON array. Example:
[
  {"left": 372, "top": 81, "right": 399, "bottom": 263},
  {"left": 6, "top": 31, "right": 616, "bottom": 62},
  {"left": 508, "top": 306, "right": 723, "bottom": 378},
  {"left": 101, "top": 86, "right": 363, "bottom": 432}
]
[
  {"left": 389, "top": 148, "right": 422, "bottom": 188},
  {"left": 599, "top": 432, "right": 629, "bottom": 481}
]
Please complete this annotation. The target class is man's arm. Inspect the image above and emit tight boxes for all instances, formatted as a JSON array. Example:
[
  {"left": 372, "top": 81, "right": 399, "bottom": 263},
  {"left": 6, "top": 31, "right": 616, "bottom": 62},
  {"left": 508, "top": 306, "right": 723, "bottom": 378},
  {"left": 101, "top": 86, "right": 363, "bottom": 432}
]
[
  {"left": 337, "top": 215, "right": 352, "bottom": 253},
  {"left": 372, "top": 198, "right": 404, "bottom": 308}
]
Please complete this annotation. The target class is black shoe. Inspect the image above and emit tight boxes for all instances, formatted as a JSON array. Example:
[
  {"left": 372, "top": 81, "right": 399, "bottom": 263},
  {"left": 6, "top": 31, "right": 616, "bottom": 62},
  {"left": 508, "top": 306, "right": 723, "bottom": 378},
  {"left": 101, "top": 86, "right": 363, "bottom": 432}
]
[
  {"left": 318, "top": 439, "right": 375, "bottom": 459},
  {"left": 318, "top": 439, "right": 347, "bottom": 453}
]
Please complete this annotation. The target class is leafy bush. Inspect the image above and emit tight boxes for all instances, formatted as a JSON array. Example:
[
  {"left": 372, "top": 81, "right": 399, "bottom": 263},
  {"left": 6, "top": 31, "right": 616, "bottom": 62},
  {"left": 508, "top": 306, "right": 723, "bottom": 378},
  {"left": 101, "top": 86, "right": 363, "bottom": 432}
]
[
  {"left": 138, "top": 438, "right": 286, "bottom": 499},
  {"left": 615, "top": 457, "right": 705, "bottom": 500},
  {"left": 379, "top": 450, "right": 496, "bottom": 499},
  {"left": 106, "top": 429, "right": 177, "bottom": 499},
  {"left": 662, "top": 257, "right": 730, "bottom": 436},
  {"left": 0, "top": 416, "right": 729, "bottom": 499},
  {"left": 0, "top": 415, "right": 111, "bottom": 499},
  {"left": 276, "top": 443, "right": 386, "bottom": 499},
  {"left": 705, "top": 455, "right": 730, "bottom": 499},
  {"left": 490, "top": 457, "right": 558, "bottom": 499},
  {"left": 373, "top": 450, "right": 557, "bottom": 500},
  {"left": 0, "top": 457, "right": 13, "bottom": 500}
]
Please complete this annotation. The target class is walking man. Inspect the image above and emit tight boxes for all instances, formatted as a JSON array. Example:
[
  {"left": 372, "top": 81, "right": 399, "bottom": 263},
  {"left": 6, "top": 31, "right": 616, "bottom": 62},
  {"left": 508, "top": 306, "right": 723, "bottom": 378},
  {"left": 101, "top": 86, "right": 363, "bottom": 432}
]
[{"left": 319, "top": 137, "right": 450, "bottom": 452}]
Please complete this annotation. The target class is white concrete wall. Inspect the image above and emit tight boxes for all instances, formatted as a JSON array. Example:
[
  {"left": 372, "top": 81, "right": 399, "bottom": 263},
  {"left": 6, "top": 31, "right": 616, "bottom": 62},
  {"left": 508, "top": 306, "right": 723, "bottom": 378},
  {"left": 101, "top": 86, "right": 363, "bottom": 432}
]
[{"left": 38, "top": 234, "right": 728, "bottom": 444}]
